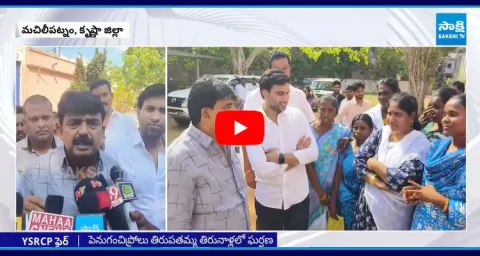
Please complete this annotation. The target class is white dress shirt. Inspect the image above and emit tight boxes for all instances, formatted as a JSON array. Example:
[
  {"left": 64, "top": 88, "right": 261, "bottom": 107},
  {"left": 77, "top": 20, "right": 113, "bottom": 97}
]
[
  {"left": 106, "top": 130, "right": 166, "bottom": 230},
  {"left": 235, "top": 84, "right": 249, "bottom": 101},
  {"left": 246, "top": 106, "right": 318, "bottom": 210},
  {"left": 105, "top": 110, "right": 138, "bottom": 149},
  {"left": 243, "top": 85, "right": 316, "bottom": 123}
]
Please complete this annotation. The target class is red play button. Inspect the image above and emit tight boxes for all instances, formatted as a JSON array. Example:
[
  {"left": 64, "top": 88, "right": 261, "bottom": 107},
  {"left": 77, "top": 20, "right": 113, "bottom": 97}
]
[{"left": 215, "top": 111, "right": 264, "bottom": 146}]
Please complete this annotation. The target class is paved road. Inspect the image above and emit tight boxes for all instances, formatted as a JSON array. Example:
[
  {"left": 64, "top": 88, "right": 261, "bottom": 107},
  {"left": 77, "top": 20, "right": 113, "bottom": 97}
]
[{"left": 167, "top": 117, "right": 258, "bottom": 230}]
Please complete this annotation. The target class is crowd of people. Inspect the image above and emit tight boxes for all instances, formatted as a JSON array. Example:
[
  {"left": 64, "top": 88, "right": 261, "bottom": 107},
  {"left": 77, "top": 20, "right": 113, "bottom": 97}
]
[
  {"left": 167, "top": 50, "right": 466, "bottom": 231},
  {"left": 15, "top": 80, "right": 166, "bottom": 230}
]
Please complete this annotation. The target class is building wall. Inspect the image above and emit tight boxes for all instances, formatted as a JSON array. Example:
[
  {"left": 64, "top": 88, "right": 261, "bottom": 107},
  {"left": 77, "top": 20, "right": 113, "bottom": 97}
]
[{"left": 18, "top": 48, "right": 76, "bottom": 111}]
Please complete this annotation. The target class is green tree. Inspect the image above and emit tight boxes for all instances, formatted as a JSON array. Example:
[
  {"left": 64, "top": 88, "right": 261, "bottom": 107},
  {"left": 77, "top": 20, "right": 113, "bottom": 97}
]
[
  {"left": 70, "top": 56, "right": 88, "bottom": 91},
  {"left": 85, "top": 48, "right": 108, "bottom": 85},
  {"left": 69, "top": 48, "right": 109, "bottom": 91},
  {"left": 404, "top": 47, "right": 454, "bottom": 113},
  {"left": 167, "top": 47, "right": 370, "bottom": 85},
  {"left": 108, "top": 47, "right": 165, "bottom": 113},
  {"left": 369, "top": 48, "right": 408, "bottom": 80}
]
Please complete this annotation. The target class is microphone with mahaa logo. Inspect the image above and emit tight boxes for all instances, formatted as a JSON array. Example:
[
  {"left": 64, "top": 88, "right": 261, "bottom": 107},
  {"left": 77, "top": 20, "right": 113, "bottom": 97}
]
[{"left": 27, "top": 195, "right": 74, "bottom": 231}]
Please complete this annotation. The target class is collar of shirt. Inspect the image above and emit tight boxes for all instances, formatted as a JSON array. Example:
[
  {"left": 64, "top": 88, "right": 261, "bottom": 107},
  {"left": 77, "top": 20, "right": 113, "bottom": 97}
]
[
  {"left": 19, "top": 135, "right": 62, "bottom": 152},
  {"left": 186, "top": 123, "right": 216, "bottom": 149},
  {"left": 56, "top": 147, "right": 104, "bottom": 175},
  {"left": 350, "top": 98, "right": 367, "bottom": 107},
  {"left": 258, "top": 104, "right": 287, "bottom": 124}
]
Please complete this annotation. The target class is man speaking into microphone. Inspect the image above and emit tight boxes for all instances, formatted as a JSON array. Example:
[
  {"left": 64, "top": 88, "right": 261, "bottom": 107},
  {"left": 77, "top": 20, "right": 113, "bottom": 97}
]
[{"left": 19, "top": 91, "right": 156, "bottom": 230}]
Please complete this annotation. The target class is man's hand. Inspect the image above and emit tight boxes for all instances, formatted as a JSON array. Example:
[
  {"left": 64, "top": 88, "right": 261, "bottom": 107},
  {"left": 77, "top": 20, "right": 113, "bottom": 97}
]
[
  {"left": 75, "top": 166, "right": 96, "bottom": 181},
  {"left": 245, "top": 170, "right": 256, "bottom": 189},
  {"left": 265, "top": 150, "right": 279, "bottom": 163},
  {"left": 296, "top": 136, "right": 312, "bottom": 150},
  {"left": 24, "top": 195, "right": 45, "bottom": 214},
  {"left": 129, "top": 210, "right": 158, "bottom": 231}
]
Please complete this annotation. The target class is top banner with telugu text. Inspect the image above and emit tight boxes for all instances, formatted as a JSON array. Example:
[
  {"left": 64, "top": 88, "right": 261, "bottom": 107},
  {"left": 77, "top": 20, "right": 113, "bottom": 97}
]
[{"left": 16, "top": 22, "right": 129, "bottom": 38}]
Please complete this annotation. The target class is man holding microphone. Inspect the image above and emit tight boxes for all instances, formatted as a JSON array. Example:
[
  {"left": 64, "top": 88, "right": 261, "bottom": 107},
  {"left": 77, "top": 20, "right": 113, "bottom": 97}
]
[{"left": 19, "top": 91, "right": 156, "bottom": 230}]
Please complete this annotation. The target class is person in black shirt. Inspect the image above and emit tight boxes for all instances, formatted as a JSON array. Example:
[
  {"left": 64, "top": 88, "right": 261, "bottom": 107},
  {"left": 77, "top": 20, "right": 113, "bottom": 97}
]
[{"left": 332, "top": 80, "right": 346, "bottom": 105}]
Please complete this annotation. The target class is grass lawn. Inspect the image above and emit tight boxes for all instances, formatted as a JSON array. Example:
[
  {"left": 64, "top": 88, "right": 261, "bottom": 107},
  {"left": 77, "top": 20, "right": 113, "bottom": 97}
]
[{"left": 363, "top": 94, "right": 431, "bottom": 106}]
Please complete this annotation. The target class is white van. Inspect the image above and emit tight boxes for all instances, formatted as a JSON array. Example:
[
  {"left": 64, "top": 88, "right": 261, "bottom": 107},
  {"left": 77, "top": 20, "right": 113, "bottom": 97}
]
[{"left": 167, "top": 74, "right": 260, "bottom": 125}]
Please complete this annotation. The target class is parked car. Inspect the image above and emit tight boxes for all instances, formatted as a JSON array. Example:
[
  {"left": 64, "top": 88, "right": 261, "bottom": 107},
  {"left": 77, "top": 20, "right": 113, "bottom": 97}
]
[
  {"left": 310, "top": 78, "right": 343, "bottom": 97},
  {"left": 167, "top": 74, "right": 260, "bottom": 125}
]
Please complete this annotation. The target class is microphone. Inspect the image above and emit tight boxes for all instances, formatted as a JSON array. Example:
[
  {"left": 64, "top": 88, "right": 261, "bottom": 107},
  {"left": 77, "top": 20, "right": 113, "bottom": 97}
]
[
  {"left": 26, "top": 195, "right": 74, "bottom": 231},
  {"left": 74, "top": 178, "right": 111, "bottom": 213},
  {"left": 74, "top": 215, "right": 108, "bottom": 231},
  {"left": 76, "top": 175, "right": 133, "bottom": 230},
  {"left": 109, "top": 168, "right": 139, "bottom": 230},
  {"left": 73, "top": 178, "right": 111, "bottom": 231},
  {"left": 27, "top": 211, "right": 74, "bottom": 231},
  {"left": 44, "top": 195, "right": 64, "bottom": 214},
  {"left": 16, "top": 193, "right": 25, "bottom": 230}
]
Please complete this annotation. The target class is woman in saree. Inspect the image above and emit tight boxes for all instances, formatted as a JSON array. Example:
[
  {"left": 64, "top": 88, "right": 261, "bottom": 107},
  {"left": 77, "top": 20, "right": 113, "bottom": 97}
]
[
  {"left": 352, "top": 92, "right": 431, "bottom": 230},
  {"left": 404, "top": 94, "right": 466, "bottom": 230},
  {"left": 306, "top": 95, "right": 351, "bottom": 229},
  {"left": 419, "top": 88, "right": 458, "bottom": 143},
  {"left": 339, "top": 114, "right": 374, "bottom": 230}
]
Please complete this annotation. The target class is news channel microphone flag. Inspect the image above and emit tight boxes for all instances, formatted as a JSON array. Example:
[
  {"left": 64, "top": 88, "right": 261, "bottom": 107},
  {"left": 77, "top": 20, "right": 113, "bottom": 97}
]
[{"left": 0, "top": 6, "right": 475, "bottom": 250}]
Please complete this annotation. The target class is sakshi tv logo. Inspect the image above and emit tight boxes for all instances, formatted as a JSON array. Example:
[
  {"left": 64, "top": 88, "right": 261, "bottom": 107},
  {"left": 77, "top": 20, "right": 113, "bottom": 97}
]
[{"left": 436, "top": 13, "right": 466, "bottom": 46}]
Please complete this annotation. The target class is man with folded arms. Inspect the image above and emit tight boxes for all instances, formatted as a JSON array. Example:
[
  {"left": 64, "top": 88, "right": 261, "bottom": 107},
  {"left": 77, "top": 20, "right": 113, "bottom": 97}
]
[
  {"left": 246, "top": 69, "right": 318, "bottom": 230},
  {"left": 242, "top": 50, "right": 315, "bottom": 190}
]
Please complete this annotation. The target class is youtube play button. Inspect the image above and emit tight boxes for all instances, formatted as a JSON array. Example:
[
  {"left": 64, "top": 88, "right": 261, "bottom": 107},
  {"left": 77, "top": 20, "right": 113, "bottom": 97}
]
[
  {"left": 234, "top": 121, "right": 247, "bottom": 136},
  {"left": 215, "top": 111, "right": 264, "bottom": 146}
]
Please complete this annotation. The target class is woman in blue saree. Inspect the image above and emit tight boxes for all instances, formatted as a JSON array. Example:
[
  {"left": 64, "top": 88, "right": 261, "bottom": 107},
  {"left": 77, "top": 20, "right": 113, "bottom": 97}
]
[
  {"left": 339, "top": 114, "right": 374, "bottom": 230},
  {"left": 306, "top": 95, "right": 351, "bottom": 229},
  {"left": 404, "top": 94, "right": 466, "bottom": 230}
]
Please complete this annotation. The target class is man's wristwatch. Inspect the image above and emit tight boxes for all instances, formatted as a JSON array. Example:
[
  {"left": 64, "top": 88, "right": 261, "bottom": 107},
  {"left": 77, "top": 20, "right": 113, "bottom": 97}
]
[{"left": 278, "top": 153, "right": 285, "bottom": 164}]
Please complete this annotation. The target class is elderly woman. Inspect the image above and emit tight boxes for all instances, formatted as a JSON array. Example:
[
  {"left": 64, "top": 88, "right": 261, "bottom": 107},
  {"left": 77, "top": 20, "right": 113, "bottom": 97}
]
[
  {"left": 306, "top": 95, "right": 351, "bottom": 229},
  {"left": 352, "top": 92, "right": 430, "bottom": 230}
]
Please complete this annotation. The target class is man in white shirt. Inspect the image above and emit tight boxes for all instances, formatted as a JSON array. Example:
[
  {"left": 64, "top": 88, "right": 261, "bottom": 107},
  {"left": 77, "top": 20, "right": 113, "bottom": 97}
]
[
  {"left": 89, "top": 79, "right": 138, "bottom": 149},
  {"left": 106, "top": 84, "right": 166, "bottom": 230},
  {"left": 243, "top": 51, "right": 315, "bottom": 189},
  {"left": 234, "top": 78, "right": 249, "bottom": 110},
  {"left": 17, "top": 95, "right": 63, "bottom": 175},
  {"left": 246, "top": 69, "right": 318, "bottom": 230}
]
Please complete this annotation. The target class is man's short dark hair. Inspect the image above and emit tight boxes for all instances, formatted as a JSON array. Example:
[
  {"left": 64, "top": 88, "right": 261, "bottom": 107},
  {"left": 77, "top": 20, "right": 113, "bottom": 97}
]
[
  {"left": 16, "top": 105, "right": 23, "bottom": 114},
  {"left": 332, "top": 80, "right": 341, "bottom": 87},
  {"left": 268, "top": 50, "right": 291, "bottom": 69},
  {"left": 378, "top": 77, "right": 400, "bottom": 93},
  {"left": 188, "top": 75, "right": 238, "bottom": 126},
  {"left": 352, "top": 81, "right": 365, "bottom": 91},
  {"left": 452, "top": 81, "right": 465, "bottom": 92},
  {"left": 137, "top": 84, "right": 165, "bottom": 109},
  {"left": 259, "top": 69, "right": 290, "bottom": 94},
  {"left": 88, "top": 79, "right": 111, "bottom": 92},
  {"left": 345, "top": 85, "right": 356, "bottom": 91},
  {"left": 57, "top": 91, "right": 106, "bottom": 124},
  {"left": 23, "top": 95, "right": 53, "bottom": 114}
]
